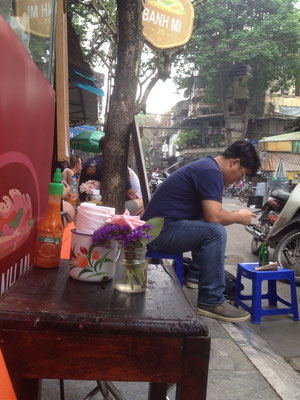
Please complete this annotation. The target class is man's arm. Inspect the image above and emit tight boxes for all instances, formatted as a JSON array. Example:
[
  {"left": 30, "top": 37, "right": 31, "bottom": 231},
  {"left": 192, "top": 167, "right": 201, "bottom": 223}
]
[
  {"left": 126, "top": 187, "right": 140, "bottom": 200},
  {"left": 202, "top": 199, "right": 256, "bottom": 226}
]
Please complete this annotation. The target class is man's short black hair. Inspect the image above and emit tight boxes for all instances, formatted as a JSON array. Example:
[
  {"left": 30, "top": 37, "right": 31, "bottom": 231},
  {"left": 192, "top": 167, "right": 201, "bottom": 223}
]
[{"left": 222, "top": 140, "right": 261, "bottom": 177}]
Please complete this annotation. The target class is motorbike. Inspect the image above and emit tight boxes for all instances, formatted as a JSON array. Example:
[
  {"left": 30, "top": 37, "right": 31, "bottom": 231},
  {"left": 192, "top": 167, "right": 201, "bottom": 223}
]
[
  {"left": 223, "top": 184, "right": 241, "bottom": 198},
  {"left": 238, "top": 181, "right": 256, "bottom": 203},
  {"left": 245, "top": 183, "right": 300, "bottom": 282},
  {"left": 149, "top": 171, "right": 169, "bottom": 194}
]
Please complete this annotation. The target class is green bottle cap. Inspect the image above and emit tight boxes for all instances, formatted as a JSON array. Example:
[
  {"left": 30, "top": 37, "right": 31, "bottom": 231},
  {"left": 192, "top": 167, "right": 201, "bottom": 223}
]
[
  {"left": 53, "top": 168, "right": 62, "bottom": 183},
  {"left": 48, "top": 168, "right": 64, "bottom": 196}
]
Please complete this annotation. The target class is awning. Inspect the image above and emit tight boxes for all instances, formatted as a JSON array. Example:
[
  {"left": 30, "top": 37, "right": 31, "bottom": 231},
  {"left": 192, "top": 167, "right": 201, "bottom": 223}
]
[
  {"left": 69, "top": 125, "right": 96, "bottom": 138},
  {"left": 259, "top": 131, "right": 300, "bottom": 143},
  {"left": 70, "top": 130, "right": 105, "bottom": 153},
  {"left": 69, "top": 64, "right": 104, "bottom": 96},
  {"left": 68, "top": 17, "right": 100, "bottom": 128},
  {"left": 260, "top": 152, "right": 300, "bottom": 172}
]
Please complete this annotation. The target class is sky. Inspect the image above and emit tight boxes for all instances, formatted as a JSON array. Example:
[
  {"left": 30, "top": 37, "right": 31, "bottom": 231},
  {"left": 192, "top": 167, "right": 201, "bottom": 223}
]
[
  {"left": 96, "top": 68, "right": 186, "bottom": 118},
  {"left": 146, "top": 79, "right": 186, "bottom": 115}
]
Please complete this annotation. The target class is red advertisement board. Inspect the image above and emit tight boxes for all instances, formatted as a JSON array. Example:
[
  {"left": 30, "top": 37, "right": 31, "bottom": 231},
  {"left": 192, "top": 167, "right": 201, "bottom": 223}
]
[{"left": 0, "top": 16, "right": 55, "bottom": 295}]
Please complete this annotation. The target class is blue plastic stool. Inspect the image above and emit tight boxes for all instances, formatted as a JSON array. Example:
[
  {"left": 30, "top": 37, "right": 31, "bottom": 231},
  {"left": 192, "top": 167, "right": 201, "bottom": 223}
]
[
  {"left": 234, "top": 262, "right": 300, "bottom": 324},
  {"left": 146, "top": 250, "right": 184, "bottom": 286}
]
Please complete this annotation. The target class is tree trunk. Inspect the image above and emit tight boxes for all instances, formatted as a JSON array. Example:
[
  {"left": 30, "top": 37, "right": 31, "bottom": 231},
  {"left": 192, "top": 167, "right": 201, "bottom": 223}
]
[
  {"left": 219, "top": 71, "right": 233, "bottom": 145},
  {"left": 240, "top": 90, "right": 257, "bottom": 140},
  {"left": 101, "top": 0, "right": 144, "bottom": 213}
]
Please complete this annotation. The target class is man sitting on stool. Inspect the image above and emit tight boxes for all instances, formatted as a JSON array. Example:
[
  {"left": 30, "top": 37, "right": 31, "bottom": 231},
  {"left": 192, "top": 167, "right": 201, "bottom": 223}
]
[{"left": 143, "top": 141, "right": 261, "bottom": 323}]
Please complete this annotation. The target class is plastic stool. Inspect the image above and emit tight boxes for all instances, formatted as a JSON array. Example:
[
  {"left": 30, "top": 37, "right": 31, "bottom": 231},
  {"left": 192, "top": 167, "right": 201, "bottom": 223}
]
[
  {"left": 234, "top": 262, "right": 300, "bottom": 324},
  {"left": 146, "top": 250, "right": 183, "bottom": 286}
]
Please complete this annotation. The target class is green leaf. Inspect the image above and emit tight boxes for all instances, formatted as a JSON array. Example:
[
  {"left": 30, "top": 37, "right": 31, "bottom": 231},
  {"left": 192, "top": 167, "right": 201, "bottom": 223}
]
[
  {"left": 77, "top": 268, "right": 95, "bottom": 278},
  {"left": 86, "top": 272, "right": 107, "bottom": 278},
  {"left": 94, "top": 248, "right": 113, "bottom": 272},
  {"left": 140, "top": 217, "right": 164, "bottom": 247}
]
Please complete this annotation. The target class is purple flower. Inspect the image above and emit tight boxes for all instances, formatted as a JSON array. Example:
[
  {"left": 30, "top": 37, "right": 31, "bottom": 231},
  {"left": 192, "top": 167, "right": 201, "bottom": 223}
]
[{"left": 92, "top": 222, "right": 153, "bottom": 249}]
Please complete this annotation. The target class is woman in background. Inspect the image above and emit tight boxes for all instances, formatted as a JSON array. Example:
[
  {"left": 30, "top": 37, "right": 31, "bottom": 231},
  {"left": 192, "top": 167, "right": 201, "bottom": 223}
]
[{"left": 62, "top": 155, "right": 83, "bottom": 184}]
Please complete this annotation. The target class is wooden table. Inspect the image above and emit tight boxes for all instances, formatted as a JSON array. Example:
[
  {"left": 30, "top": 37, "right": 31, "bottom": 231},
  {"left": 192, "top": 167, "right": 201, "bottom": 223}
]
[{"left": 0, "top": 261, "right": 210, "bottom": 400}]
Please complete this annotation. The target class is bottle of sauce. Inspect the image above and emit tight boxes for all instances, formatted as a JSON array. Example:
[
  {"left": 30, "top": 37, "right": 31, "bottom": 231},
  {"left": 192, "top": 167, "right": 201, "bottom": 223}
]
[{"left": 34, "top": 169, "right": 64, "bottom": 268}]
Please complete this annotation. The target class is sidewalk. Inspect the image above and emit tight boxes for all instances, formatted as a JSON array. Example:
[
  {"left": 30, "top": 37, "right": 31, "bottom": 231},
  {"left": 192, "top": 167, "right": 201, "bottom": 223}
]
[{"left": 183, "top": 282, "right": 300, "bottom": 400}]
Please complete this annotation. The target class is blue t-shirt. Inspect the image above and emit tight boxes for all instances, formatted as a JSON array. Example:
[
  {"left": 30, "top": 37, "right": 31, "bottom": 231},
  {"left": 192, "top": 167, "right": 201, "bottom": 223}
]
[
  {"left": 142, "top": 156, "right": 224, "bottom": 222},
  {"left": 79, "top": 155, "right": 131, "bottom": 201}
]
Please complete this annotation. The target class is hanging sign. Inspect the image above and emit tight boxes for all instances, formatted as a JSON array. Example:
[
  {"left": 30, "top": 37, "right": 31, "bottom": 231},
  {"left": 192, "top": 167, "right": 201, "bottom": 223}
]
[
  {"left": 15, "top": 0, "right": 52, "bottom": 38},
  {"left": 143, "top": 0, "right": 194, "bottom": 49}
]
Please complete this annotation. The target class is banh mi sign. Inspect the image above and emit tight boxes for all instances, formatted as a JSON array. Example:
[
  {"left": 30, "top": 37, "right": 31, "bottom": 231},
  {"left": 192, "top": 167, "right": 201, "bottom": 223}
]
[
  {"left": 15, "top": 0, "right": 52, "bottom": 38},
  {"left": 143, "top": 0, "right": 194, "bottom": 49}
]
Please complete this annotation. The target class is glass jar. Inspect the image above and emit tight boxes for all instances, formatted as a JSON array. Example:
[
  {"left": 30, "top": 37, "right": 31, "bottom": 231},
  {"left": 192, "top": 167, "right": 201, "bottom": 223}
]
[
  {"left": 114, "top": 247, "right": 148, "bottom": 293},
  {"left": 87, "top": 189, "right": 102, "bottom": 205}
]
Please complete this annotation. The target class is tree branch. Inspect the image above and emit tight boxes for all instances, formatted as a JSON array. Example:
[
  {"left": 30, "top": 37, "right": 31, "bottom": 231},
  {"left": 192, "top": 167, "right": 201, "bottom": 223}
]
[
  {"left": 92, "top": 0, "right": 117, "bottom": 35},
  {"left": 93, "top": 47, "right": 115, "bottom": 75},
  {"left": 135, "top": 73, "right": 161, "bottom": 114}
]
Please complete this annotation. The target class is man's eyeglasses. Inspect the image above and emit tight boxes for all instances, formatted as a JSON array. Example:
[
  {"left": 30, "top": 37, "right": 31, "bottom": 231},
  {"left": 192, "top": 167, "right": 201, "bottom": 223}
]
[{"left": 241, "top": 166, "right": 250, "bottom": 178}]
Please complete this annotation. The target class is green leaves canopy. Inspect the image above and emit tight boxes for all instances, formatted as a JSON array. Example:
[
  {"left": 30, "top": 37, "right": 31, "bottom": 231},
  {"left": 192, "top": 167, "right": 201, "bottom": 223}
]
[{"left": 175, "top": 0, "right": 300, "bottom": 109}]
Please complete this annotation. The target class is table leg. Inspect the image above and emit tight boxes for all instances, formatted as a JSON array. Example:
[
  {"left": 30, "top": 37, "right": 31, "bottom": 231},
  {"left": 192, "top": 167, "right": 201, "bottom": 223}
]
[
  {"left": 148, "top": 382, "right": 168, "bottom": 400},
  {"left": 10, "top": 377, "right": 41, "bottom": 400},
  {"left": 1, "top": 347, "right": 41, "bottom": 400},
  {"left": 176, "top": 337, "right": 211, "bottom": 400}
]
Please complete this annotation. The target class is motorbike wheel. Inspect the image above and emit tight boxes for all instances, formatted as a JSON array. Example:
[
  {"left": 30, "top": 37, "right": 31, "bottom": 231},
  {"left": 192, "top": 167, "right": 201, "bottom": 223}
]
[
  {"left": 238, "top": 189, "right": 247, "bottom": 203},
  {"left": 251, "top": 238, "right": 262, "bottom": 256},
  {"left": 273, "top": 229, "right": 300, "bottom": 283},
  {"left": 224, "top": 190, "right": 232, "bottom": 198}
]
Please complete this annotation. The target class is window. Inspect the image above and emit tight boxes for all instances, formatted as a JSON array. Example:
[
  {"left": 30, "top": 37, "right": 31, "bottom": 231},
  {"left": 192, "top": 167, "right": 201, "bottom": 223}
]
[{"left": 0, "top": 0, "right": 56, "bottom": 84}]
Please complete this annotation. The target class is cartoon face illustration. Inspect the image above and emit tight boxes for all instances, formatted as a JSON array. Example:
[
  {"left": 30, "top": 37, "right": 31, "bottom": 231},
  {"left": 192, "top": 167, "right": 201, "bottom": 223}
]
[{"left": 0, "top": 189, "right": 34, "bottom": 260}]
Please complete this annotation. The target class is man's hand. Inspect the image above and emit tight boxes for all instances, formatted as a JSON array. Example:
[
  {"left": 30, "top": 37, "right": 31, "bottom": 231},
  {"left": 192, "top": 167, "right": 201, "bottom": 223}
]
[
  {"left": 202, "top": 200, "right": 257, "bottom": 226},
  {"left": 232, "top": 209, "right": 257, "bottom": 225},
  {"left": 62, "top": 181, "right": 70, "bottom": 201}
]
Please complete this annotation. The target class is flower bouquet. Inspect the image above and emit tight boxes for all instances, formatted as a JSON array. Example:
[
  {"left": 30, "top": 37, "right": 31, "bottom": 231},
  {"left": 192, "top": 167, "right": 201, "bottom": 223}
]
[
  {"left": 92, "top": 211, "right": 164, "bottom": 293},
  {"left": 79, "top": 180, "right": 100, "bottom": 195}
]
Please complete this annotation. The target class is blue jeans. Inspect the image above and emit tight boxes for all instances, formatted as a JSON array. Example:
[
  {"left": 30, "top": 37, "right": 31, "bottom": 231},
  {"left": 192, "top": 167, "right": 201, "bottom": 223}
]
[{"left": 147, "top": 219, "right": 227, "bottom": 306}]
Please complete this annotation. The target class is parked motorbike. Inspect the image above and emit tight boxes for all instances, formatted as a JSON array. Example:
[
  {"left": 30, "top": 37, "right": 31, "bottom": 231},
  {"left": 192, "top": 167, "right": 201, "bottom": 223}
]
[
  {"left": 223, "top": 184, "right": 241, "bottom": 198},
  {"left": 245, "top": 183, "right": 300, "bottom": 282},
  {"left": 246, "top": 188, "right": 289, "bottom": 255},
  {"left": 149, "top": 171, "right": 169, "bottom": 194},
  {"left": 238, "top": 181, "right": 256, "bottom": 203}
]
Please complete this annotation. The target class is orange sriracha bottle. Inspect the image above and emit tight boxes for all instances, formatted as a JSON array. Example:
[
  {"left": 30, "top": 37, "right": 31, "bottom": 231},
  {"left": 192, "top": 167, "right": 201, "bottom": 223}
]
[{"left": 34, "top": 169, "right": 64, "bottom": 268}]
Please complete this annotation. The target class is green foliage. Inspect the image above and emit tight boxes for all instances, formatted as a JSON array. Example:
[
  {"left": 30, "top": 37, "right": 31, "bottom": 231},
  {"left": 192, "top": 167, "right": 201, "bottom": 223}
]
[
  {"left": 67, "top": 0, "right": 118, "bottom": 68},
  {"left": 174, "top": 0, "right": 300, "bottom": 114},
  {"left": 175, "top": 130, "right": 204, "bottom": 149}
]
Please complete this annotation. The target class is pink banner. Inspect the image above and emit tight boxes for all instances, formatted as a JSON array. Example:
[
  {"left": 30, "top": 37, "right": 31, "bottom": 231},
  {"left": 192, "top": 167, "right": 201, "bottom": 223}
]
[{"left": 0, "top": 16, "right": 55, "bottom": 295}]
